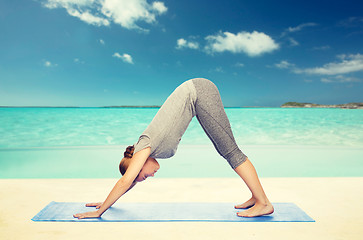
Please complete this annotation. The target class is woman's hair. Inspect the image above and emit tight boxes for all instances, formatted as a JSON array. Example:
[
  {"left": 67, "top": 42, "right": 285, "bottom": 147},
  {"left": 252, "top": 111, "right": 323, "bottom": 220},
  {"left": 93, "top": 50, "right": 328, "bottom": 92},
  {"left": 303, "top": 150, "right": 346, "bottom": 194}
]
[{"left": 119, "top": 145, "right": 134, "bottom": 175}]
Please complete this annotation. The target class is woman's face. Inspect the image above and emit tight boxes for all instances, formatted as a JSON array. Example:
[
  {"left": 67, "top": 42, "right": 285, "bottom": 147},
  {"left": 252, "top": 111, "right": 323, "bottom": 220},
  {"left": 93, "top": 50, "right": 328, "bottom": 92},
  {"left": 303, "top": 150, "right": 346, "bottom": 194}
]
[{"left": 135, "top": 157, "right": 160, "bottom": 182}]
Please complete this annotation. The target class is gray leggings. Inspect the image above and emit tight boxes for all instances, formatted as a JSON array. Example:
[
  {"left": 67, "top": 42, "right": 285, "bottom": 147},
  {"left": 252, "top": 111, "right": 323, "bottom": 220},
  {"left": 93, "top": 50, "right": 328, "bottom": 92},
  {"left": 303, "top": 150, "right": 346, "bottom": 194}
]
[{"left": 192, "top": 78, "right": 247, "bottom": 169}]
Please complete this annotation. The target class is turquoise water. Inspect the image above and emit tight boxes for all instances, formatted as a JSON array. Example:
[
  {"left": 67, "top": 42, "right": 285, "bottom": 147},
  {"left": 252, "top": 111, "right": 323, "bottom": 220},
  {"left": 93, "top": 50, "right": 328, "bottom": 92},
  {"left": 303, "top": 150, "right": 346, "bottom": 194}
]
[
  {"left": 0, "top": 107, "right": 362, "bottom": 178},
  {"left": 1, "top": 107, "right": 363, "bottom": 147}
]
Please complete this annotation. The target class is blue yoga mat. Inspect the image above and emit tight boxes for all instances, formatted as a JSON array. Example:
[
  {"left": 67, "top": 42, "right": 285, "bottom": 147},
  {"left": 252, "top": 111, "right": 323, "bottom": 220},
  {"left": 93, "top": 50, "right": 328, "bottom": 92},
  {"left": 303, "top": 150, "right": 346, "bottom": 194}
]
[{"left": 32, "top": 202, "right": 315, "bottom": 222}]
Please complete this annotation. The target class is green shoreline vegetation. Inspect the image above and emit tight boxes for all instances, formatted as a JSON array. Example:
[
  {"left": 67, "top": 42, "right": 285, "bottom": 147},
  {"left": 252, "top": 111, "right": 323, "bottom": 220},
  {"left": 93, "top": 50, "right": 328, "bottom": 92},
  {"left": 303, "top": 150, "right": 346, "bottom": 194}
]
[
  {"left": 0, "top": 106, "right": 161, "bottom": 108},
  {"left": 281, "top": 102, "right": 363, "bottom": 109}
]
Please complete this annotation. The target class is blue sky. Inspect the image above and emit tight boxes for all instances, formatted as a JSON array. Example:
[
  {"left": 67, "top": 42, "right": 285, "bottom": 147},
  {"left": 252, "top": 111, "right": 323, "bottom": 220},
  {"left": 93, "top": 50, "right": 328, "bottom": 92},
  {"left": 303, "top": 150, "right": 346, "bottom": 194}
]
[{"left": 0, "top": 0, "right": 362, "bottom": 107}]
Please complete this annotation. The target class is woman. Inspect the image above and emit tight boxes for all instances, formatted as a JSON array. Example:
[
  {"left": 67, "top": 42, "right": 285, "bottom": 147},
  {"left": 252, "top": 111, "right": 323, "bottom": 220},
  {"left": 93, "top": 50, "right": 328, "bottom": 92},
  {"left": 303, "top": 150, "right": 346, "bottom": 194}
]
[{"left": 73, "top": 78, "right": 274, "bottom": 219}]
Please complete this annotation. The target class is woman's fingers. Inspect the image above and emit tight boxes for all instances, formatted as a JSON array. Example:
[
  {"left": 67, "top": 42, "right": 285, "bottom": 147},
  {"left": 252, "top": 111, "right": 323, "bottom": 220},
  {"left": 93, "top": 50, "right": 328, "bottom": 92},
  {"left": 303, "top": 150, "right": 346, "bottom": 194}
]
[
  {"left": 73, "top": 213, "right": 85, "bottom": 219},
  {"left": 85, "top": 202, "right": 103, "bottom": 207},
  {"left": 73, "top": 211, "right": 101, "bottom": 219}
]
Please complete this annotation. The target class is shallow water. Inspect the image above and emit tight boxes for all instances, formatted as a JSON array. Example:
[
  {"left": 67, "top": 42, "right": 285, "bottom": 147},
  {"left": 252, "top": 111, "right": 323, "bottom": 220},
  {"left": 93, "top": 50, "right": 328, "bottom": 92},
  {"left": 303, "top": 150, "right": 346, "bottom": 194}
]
[
  {"left": 0, "top": 145, "right": 362, "bottom": 178},
  {"left": 1, "top": 107, "right": 362, "bottom": 148},
  {"left": 0, "top": 108, "right": 362, "bottom": 178}
]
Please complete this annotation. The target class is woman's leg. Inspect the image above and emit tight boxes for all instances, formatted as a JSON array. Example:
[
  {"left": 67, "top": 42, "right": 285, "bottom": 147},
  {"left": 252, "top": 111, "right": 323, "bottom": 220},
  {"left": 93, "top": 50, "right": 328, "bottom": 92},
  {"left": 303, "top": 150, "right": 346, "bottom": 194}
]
[
  {"left": 192, "top": 78, "right": 247, "bottom": 169},
  {"left": 192, "top": 78, "right": 273, "bottom": 217},
  {"left": 233, "top": 159, "right": 274, "bottom": 217}
]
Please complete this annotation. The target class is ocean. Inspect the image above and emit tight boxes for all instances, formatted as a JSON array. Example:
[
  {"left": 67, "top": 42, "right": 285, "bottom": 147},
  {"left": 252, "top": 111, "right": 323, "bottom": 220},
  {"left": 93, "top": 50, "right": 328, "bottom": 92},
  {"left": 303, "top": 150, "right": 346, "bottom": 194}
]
[{"left": 0, "top": 107, "right": 362, "bottom": 178}]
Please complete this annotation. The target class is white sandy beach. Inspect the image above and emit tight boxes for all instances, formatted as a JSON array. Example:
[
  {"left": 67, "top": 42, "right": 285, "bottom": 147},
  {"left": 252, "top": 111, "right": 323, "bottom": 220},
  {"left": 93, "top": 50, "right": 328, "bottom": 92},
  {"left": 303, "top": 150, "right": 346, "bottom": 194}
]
[{"left": 0, "top": 177, "right": 362, "bottom": 240}]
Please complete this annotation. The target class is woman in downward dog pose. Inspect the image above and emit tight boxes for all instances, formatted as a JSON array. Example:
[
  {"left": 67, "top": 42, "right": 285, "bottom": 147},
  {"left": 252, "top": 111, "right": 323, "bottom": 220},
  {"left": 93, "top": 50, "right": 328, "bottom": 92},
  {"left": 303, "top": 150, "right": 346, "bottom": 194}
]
[{"left": 74, "top": 78, "right": 274, "bottom": 219}]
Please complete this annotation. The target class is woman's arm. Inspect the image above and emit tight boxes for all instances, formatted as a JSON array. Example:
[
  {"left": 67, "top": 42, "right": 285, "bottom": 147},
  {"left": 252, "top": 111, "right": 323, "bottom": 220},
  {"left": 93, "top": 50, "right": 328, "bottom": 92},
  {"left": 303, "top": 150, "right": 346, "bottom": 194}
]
[
  {"left": 73, "top": 147, "right": 151, "bottom": 219},
  {"left": 85, "top": 183, "right": 137, "bottom": 209}
]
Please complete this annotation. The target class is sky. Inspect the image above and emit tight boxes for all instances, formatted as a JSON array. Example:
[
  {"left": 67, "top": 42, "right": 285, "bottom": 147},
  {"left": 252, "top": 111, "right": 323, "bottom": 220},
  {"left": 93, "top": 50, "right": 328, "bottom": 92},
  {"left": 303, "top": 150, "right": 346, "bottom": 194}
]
[{"left": 0, "top": 0, "right": 362, "bottom": 107}]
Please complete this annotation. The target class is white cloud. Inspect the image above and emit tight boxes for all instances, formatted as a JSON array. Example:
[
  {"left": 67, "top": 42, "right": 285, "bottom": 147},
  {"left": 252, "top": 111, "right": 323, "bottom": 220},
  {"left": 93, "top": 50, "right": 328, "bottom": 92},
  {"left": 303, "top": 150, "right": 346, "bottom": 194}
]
[
  {"left": 312, "top": 45, "right": 330, "bottom": 51},
  {"left": 280, "top": 22, "right": 318, "bottom": 37},
  {"left": 42, "top": 0, "right": 167, "bottom": 31},
  {"left": 101, "top": 0, "right": 167, "bottom": 31},
  {"left": 338, "top": 17, "right": 363, "bottom": 28},
  {"left": 66, "top": 8, "right": 109, "bottom": 26},
  {"left": 205, "top": 31, "right": 279, "bottom": 57},
  {"left": 113, "top": 52, "right": 134, "bottom": 64},
  {"left": 286, "top": 22, "right": 317, "bottom": 33},
  {"left": 44, "top": 60, "right": 57, "bottom": 67},
  {"left": 43, "top": 0, "right": 93, "bottom": 9},
  {"left": 214, "top": 67, "right": 223, "bottom": 72},
  {"left": 152, "top": 1, "right": 167, "bottom": 14},
  {"left": 275, "top": 60, "right": 295, "bottom": 69},
  {"left": 176, "top": 38, "right": 199, "bottom": 50},
  {"left": 288, "top": 37, "right": 299, "bottom": 46},
  {"left": 294, "top": 54, "right": 363, "bottom": 75},
  {"left": 321, "top": 75, "right": 361, "bottom": 83},
  {"left": 208, "top": 67, "right": 223, "bottom": 73},
  {"left": 234, "top": 62, "right": 244, "bottom": 67},
  {"left": 74, "top": 58, "right": 85, "bottom": 64}
]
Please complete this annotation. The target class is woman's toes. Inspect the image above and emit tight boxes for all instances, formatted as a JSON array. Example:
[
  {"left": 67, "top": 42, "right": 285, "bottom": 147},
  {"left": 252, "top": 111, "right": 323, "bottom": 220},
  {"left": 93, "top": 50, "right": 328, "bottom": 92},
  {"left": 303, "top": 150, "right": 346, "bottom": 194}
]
[{"left": 237, "top": 211, "right": 250, "bottom": 217}]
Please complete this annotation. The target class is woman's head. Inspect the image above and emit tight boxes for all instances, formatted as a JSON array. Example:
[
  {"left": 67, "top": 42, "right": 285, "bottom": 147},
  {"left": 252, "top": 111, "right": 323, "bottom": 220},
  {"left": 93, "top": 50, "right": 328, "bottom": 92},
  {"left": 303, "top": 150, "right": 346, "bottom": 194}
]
[{"left": 120, "top": 145, "right": 160, "bottom": 182}]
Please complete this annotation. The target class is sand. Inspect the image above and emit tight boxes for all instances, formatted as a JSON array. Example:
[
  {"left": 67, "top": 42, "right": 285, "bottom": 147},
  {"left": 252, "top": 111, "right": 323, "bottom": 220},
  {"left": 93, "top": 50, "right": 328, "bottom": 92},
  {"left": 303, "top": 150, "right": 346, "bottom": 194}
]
[{"left": 0, "top": 177, "right": 362, "bottom": 240}]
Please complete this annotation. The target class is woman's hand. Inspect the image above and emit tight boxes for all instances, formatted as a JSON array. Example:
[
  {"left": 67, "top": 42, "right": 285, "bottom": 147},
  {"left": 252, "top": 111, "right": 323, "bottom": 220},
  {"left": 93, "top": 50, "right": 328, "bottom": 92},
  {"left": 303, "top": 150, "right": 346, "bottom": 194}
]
[
  {"left": 73, "top": 210, "right": 101, "bottom": 219},
  {"left": 73, "top": 202, "right": 104, "bottom": 219},
  {"left": 86, "top": 202, "right": 103, "bottom": 209}
]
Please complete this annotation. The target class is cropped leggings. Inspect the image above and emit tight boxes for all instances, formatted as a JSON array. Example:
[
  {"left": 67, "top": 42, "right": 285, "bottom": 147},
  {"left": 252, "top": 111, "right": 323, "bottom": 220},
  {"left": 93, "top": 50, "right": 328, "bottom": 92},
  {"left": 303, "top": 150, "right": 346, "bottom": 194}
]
[{"left": 192, "top": 78, "right": 247, "bottom": 169}]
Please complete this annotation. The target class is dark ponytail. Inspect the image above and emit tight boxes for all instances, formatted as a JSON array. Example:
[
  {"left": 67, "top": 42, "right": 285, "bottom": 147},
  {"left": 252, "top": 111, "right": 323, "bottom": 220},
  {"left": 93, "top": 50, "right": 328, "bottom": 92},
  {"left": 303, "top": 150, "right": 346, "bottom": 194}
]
[
  {"left": 120, "top": 145, "right": 135, "bottom": 175},
  {"left": 124, "top": 145, "right": 135, "bottom": 158}
]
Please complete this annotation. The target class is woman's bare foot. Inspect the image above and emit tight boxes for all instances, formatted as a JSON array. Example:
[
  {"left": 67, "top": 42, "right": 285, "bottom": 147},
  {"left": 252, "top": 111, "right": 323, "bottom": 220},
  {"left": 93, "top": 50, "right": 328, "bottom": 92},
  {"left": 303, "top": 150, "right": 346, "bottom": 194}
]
[
  {"left": 235, "top": 197, "right": 256, "bottom": 209},
  {"left": 237, "top": 201, "right": 274, "bottom": 217}
]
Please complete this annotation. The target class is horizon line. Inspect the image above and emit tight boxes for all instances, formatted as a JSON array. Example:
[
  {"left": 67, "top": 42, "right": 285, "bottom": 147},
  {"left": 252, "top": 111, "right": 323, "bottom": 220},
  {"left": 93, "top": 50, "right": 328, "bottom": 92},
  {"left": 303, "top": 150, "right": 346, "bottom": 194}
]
[{"left": 0, "top": 105, "right": 276, "bottom": 108}]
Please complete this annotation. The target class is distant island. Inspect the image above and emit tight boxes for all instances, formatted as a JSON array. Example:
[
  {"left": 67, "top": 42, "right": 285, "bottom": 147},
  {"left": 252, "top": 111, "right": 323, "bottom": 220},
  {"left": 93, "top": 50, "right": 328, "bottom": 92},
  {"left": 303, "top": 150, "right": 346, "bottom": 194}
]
[
  {"left": 281, "top": 102, "right": 363, "bottom": 109},
  {"left": 0, "top": 106, "right": 161, "bottom": 108}
]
